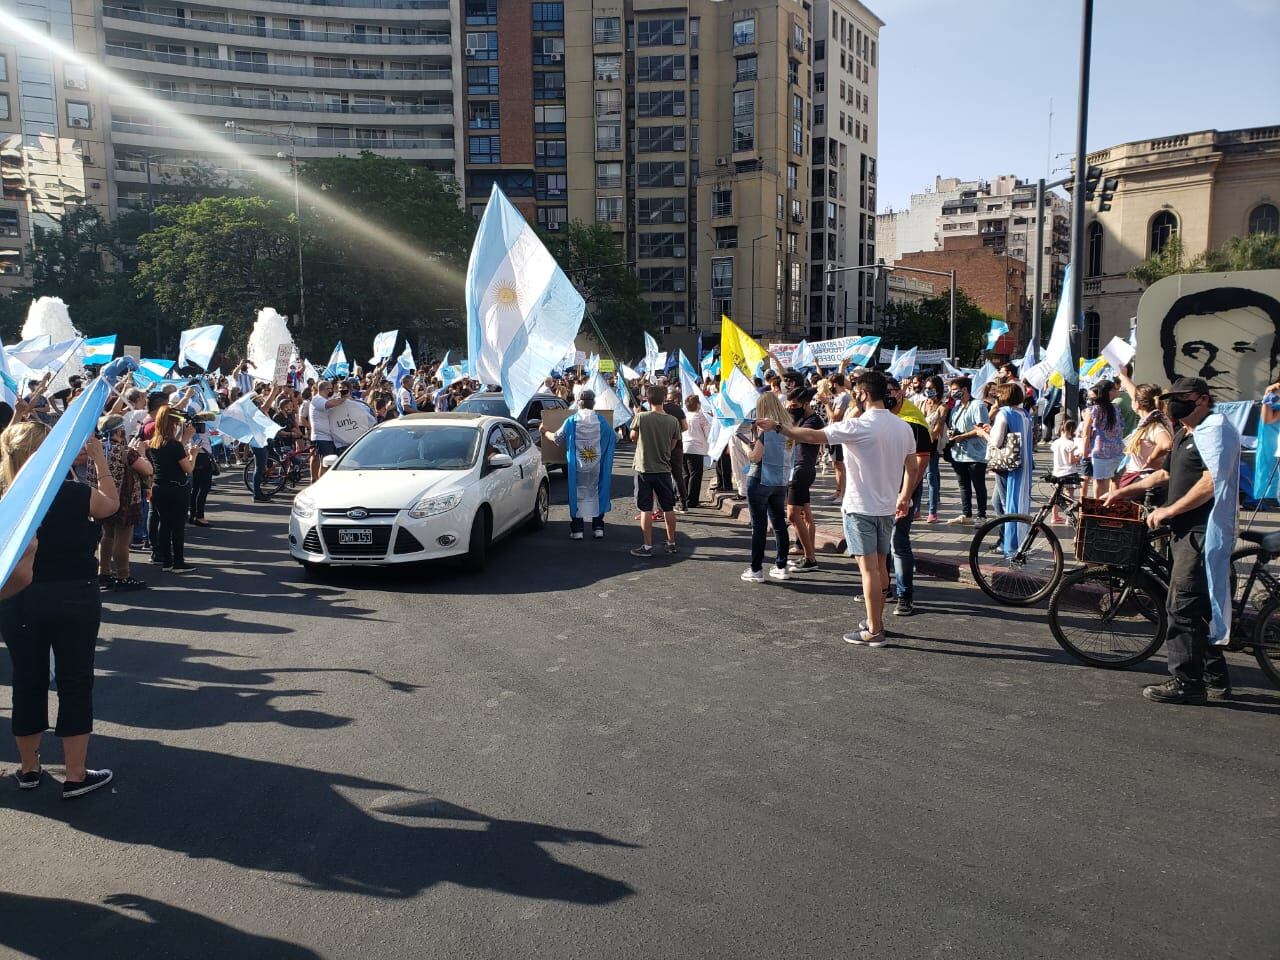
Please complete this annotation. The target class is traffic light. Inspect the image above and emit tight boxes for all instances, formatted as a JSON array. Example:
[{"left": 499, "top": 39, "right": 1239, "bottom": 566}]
[
  {"left": 873, "top": 267, "right": 888, "bottom": 311},
  {"left": 1098, "top": 176, "right": 1119, "bottom": 212},
  {"left": 1083, "top": 165, "right": 1103, "bottom": 202}
]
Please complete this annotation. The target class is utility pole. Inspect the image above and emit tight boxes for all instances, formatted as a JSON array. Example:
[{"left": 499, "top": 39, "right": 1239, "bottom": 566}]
[
  {"left": 748, "top": 233, "right": 767, "bottom": 339},
  {"left": 1030, "top": 177, "right": 1045, "bottom": 360},
  {"left": 1065, "top": 0, "right": 1094, "bottom": 419}
]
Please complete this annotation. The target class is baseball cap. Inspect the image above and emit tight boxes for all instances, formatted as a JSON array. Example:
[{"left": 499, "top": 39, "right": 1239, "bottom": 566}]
[
  {"left": 98, "top": 414, "right": 124, "bottom": 434},
  {"left": 787, "top": 386, "right": 815, "bottom": 405},
  {"left": 1158, "top": 377, "right": 1211, "bottom": 399}
]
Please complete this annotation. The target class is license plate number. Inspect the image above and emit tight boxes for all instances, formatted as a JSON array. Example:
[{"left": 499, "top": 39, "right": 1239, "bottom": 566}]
[{"left": 338, "top": 528, "right": 373, "bottom": 545}]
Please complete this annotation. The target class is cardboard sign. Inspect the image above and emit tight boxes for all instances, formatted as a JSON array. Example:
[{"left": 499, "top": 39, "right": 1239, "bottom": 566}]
[
  {"left": 537, "top": 408, "right": 614, "bottom": 466},
  {"left": 123, "top": 344, "right": 141, "bottom": 361},
  {"left": 273, "top": 342, "right": 292, "bottom": 385}
]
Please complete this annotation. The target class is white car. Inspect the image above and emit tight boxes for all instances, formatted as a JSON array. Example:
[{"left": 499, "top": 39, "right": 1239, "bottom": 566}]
[{"left": 289, "top": 412, "right": 549, "bottom": 573}]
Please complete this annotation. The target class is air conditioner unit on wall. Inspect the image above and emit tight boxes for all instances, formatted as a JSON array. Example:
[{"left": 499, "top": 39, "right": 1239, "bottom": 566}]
[
  {"left": 465, "top": 47, "right": 476, "bottom": 56},
  {"left": 715, "top": 157, "right": 728, "bottom": 167},
  {"left": 550, "top": 53, "right": 562, "bottom": 62}
]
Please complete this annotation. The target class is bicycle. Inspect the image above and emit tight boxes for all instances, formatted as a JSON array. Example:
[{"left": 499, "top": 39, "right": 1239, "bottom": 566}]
[
  {"left": 1227, "top": 529, "right": 1280, "bottom": 688},
  {"left": 968, "top": 473, "right": 1084, "bottom": 606},
  {"left": 242, "top": 442, "right": 313, "bottom": 499}
]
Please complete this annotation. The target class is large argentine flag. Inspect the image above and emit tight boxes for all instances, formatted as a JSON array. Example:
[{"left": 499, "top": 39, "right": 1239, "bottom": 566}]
[
  {"left": 82, "top": 335, "right": 117, "bottom": 365},
  {"left": 178, "top": 324, "right": 223, "bottom": 370},
  {"left": 466, "top": 184, "right": 584, "bottom": 418},
  {"left": 371, "top": 329, "right": 398, "bottom": 364}
]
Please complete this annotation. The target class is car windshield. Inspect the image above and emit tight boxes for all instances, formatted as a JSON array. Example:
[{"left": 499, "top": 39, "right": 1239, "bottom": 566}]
[
  {"left": 455, "top": 394, "right": 511, "bottom": 416},
  {"left": 335, "top": 425, "right": 480, "bottom": 471}
]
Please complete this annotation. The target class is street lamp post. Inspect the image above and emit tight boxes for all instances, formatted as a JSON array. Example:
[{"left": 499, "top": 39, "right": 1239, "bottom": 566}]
[
  {"left": 827, "top": 263, "right": 957, "bottom": 357},
  {"left": 1065, "top": 0, "right": 1094, "bottom": 419},
  {"left": 748, "top": 233, "right": 768, "bottom": 339}
]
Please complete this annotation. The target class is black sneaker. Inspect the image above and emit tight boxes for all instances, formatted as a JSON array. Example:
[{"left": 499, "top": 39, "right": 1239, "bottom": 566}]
[
  {"left": 169, "top": 564, "right": 196, "bottom": 574},
  {"left": 1206, "top": 680, "right": 1233, "bottom": 701},
  {"left": 63, "top": 769, "right": 112, "bottom": 799},
  {"left": 894, "top": 598, "right": 914, "bottom": 617},
  {"left": 15, "top": 765, "right": 42, "bottom": 790},
  {"left": 1142, "top": 679, "right": 1208, "bottom": 705},
  {"left": 788, "top": 558, "right": 819, "bottom": 573}
]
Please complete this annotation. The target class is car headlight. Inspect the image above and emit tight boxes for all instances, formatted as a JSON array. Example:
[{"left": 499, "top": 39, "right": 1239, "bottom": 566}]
[
  {"left": 292, "top": 492, "right": 316, "bottom": 522},
  {"left": 408, "top": 491, "right": 462, "bottom": 519}
]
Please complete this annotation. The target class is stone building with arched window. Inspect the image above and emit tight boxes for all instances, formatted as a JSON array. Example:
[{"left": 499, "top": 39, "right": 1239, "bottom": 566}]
[{"left": 1079, "top": 125, "right": 1280, "bottom": 350}]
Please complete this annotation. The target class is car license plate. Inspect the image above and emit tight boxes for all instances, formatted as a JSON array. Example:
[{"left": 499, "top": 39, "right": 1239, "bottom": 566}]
[{"left": 338, "top": 528, "right": 373, "bottom": 545}]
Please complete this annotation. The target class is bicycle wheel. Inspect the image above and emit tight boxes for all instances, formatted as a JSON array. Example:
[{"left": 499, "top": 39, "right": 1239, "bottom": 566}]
[
  {"left": 242, "top": 457, "right": 256, "bottom": 493},
  {"left": 1048, "top": 565, "right": 1168, "bottom": 668},
  {"left": 969, "top": 514, "right": 1063, "bottom": 606},
  {"left": 1231, "top": 547, "right": 1267, "bottom": 635},
  {"left": 1250, "top": 596, "right": 1280, "bottom": 689},
  {"left": 257, "top": 452, "right": 288, "bottom": 498}
]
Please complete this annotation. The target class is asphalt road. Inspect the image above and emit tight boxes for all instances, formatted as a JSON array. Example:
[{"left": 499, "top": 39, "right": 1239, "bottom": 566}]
[{"left": 1, "top": 456, "right": 1277, "bottom": 959}]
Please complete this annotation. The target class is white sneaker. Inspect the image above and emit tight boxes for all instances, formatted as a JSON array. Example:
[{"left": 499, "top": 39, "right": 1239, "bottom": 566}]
[
  {"left": 593, "top": 528, "right": 604, "bottom": 539},
  {"left": 768, "top": 565, "right": 790, "bottom": 581},
  {"left": 740, "top": 567, "right": 765, "bottom": 583},
  {"left": 944, "top": 515, "right": 974, "bottom": 526},
  {"left": 569, "top": 531, "right": 584, "bottom": 540}
]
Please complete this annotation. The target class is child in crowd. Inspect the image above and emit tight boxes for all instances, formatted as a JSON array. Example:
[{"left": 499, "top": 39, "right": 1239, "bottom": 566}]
[{"left": 1051, "top": 418, "right": 1080, "bottom": 525}]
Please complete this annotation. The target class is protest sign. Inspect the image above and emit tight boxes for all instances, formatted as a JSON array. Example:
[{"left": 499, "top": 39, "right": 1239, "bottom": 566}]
[
  {"left": 273, "top": 342, "right": 292, "bottom": 385},
  {"left": 537, "top": 408, "right": 614, "bottom": 466}
]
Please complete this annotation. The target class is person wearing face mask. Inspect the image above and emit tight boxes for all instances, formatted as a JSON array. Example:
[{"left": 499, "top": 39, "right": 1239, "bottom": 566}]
[
  {"left": 920, "top": 376, "right": 948, "bottom": 522},
  {"left": 944, "top": 376, "right": 989, "bottom": 525},
  {"left": 880, "top": 376, "right": 932, "bottom": 616},
  {"left": 1103, "top": 378, "right": 1240, "bottom": 704},
  {"left": 784, "top": 387, "right": 824, "bottom": 573}
]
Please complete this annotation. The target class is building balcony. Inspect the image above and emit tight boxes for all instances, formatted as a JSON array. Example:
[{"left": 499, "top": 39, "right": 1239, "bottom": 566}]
[
  {"left": 105, "top": 45, "right": 450, "bottom": 89},
  {"left": 103, "top": 7, "right": 450, "bottom": 47},
  {"left": 124, "top": 88, "right": 452, "bottom": 125},
  {"left": 110, "top": 120, "right": 455, "bottom": 158},
  {"left": 216, "top": 0, "right": 448, "bottom": 14}
]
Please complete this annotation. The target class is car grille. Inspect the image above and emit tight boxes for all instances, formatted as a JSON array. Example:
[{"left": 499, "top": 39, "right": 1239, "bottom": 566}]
[
  {"left": 394, "top": 528, "right": 425, "bottom": 555},
  {"left": 319, "top": 508, "right": 400, "bottom": 518},
  {"left": 321, "top": 525, "right": 392, "bottom": 558},
  {"left": 302, "top": 528, "right": 322, "bottom": 553}
]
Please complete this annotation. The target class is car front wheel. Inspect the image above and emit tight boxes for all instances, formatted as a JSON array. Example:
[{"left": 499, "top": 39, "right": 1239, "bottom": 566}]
[{"left": 527, "top": 481, "right": 549, "bottom": 531}]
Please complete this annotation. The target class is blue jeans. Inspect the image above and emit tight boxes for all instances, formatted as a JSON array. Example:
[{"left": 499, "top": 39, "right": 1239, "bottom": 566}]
[
  {"left": 925, "top": 454, "right": 941, "bottom": 515},
  {"left": 992, "top": 470, "right": 1007, "bottom": 516},
  {"left": 747, "top": 478, "right": 789, "bottom": 572},
  {"left": 252, "top": 445, "right": 269, "bottom": 498},
  {"left": 891, "top": 483, "right": 923, "bottom": 601}
]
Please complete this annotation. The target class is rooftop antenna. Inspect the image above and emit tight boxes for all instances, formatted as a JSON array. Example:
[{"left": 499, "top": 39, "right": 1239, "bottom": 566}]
[{"left": 1046, "top": 97, "right": 1054, "bottom": 178}]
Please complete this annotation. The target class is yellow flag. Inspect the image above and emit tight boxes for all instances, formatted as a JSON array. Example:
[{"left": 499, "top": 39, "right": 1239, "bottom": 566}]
[{"left": 720, "top": 314, "right": 767, "bottom": 381}]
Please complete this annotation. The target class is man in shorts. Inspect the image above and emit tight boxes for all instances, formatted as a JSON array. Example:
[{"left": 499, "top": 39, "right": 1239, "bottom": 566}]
[
  {"left": 785, "top": 387, "right": 824, "bottom": 573},
  {"left": 309, "top": 380, "right": 344, "bottom": 480},
  {"left": 630, "top": 385, "right": 682, "bottom": 558}
]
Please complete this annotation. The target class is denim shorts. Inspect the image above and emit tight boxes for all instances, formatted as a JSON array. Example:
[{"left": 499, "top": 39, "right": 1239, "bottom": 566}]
[
  {"left": 843, "top": 512, "right": 893, "bottom": 557},
  {"left": 1090, "top": 455, "right": 1123, "bottom": 481}
]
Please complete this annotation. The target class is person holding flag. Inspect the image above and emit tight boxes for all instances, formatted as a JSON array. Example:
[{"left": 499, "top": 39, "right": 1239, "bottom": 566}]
[{"left": 544, "top": 390, "right": 615, "bottom": 540}]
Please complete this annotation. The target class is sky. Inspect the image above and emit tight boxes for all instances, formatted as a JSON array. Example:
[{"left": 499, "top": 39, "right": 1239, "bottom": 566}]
[{"left": 873, "top": 0, "right": 1280, "bottom": 212}]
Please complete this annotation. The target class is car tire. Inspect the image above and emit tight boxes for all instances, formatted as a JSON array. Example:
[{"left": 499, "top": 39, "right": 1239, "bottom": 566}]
[
  {"left": 527, "top": 481, "right": 549, "bottom": 531},
  {"left": 463, "top": 507, "right": 490, "bottom": 573},
  {"left": 301, "top": 560, "right": 328, "bottom": 579}
]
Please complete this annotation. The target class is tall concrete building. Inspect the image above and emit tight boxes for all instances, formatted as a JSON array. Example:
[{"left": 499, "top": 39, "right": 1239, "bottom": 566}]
[
  {"left": 1080, "top": 125, "right": 1280, "bottom": 350},
  {"left": 565, "top": 0, "right": 818, "bottom": 338},
  {"left": 97, "top": 0, "right": 462, "bottom": 212},
  {"left": 0, "top": 0, "right": 113, "bottom": 289},
  {"left": 807, "top": 0, "right": 880, "bottom": 340}
]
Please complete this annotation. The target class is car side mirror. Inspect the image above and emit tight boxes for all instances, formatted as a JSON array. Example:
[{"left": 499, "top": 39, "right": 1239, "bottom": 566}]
[
  {"left": 488, "top": 452, "right": 513, "bottom": 469},
  {"left": 322, "top": 455, "right": 338, "bottom": 469},
  {"left": 525, "top": 417, "right": 541, "bottom": 430}
]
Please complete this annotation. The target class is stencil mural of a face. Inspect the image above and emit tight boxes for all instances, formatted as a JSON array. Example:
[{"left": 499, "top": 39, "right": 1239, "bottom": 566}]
[{"left": 1160, "top": 289, "right": 1280, "bottom": 400}]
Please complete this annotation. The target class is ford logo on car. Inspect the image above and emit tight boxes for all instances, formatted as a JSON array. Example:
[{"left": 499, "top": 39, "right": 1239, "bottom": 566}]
[{"left": 346, "top": 508, "right": 369, "bottom": 520}]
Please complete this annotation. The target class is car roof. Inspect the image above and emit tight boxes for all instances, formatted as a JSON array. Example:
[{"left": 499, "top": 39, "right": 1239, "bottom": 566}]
[{"left": 399, "top": 412, "right": 485, "bottom": 422}]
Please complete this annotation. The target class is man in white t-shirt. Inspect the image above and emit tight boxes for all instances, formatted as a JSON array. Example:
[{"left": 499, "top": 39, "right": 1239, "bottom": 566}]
[
  {"left": 758, "top": 369, "right": 917, "bottom": 647},
  {"left": 309, "top": 380, "right": 344, "bottom": 480},
  {"left": 396, "top": 374, "right": 418, "bottom": 413}
]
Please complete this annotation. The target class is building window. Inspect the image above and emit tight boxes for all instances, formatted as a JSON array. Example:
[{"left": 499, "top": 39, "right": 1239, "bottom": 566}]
[
  {"left": 534, "top": 71, "right": 565, "bottom": 99},
  {"left": 637, "top": 161, "right": 686, "bottom": 187},
  {"left": 468, "top": 135, "right": 500, "bottom": 164},
  {"left": 593, "top": 16, "right": 621, "bottom": 43},
  {"left": 467, "top": 66, "right": 498, "bottom": 95},
  {"left": 1249, "top": 203, "right": 1279, "bottom": 236},
  {"left": 64, "top": 63, "right": 88, "bottom": 90},
  {"left": 637, "top": 125, "right": 686, "bottom": 153},
  {"left": 536, "top": 174, "right": 567, "bottom": 199},
  {"left": 712, "top": 189, "right": 733, "bottom": 218},
  {"left": 636, "top": 55, "right": 686, "bottom": 82},
  {"left": 792, "top": 122, "right": 803, "bottom": 156},
  {"left": 0, "top": 54, "right": 7, "bottom": 82},
  {"left": 638, "top": 267, "right": 687, "bottom": 292},
  {"left": 637, "top": 18, "right": 686, "bottom": 47},
  {"left": 532, "top": 3, "right": 564, "bottom": 32},
  {"left": 777, "top": 194, "right": 784, "bottom": 220},
  {"left": 594, "top": 54, "right": 621, "bottom": 82},
  {"left": 639, "top": 196, "right": 686, "bottom": 224},
  {"left": 733, "top": 17, "right": 756, "bottom": 46},
  {"left": 596, "top": 121, "right": 622, "bottom": 151},
  {"left": 638, "top": 89, "right": 686, "bottom": 118},
  {"left": 596, "top": 162, "right": 622, "bottom": 188},
  {"left": 1086, "top": 221, "right": 1103, "bottom": 277},
  {"left": 715, "top": 226, "right": 738, "bottom": 249},
  {"left": 465, "top": 0, "right": 497, "bottom": 26},
  {"left": 0, "top": 209, "right": 18, "bottom": 237},
  {"left": 535, "top": 139, "right": 566, "bottom": 167},
  {"left": 0, "top": 93, "right": 9, "bottom": 122},
  {"left": 1085, "top": 311, "right": 1101, "bottom": 357},
  {"left": 813, "top": 104, "right": 825, "bottom": 126},
  {"left": 711, "top": 256, "right": 734, "bottom": 297},
  {"left": 595, "top": 89, "right": 622, "bottom": 118},
  {"left": 65, "top": 101, "right": 92, "bottom": 129},
  {"left": 596, "top": 196, "right": 624, "bottom": 222},
  {"left": 732, "top": 89, "right": 754, "bottom": 152},
  {"left": 468, "top": 101, "right": 499, "bottom": 129},
  {"left": 537, "top": 206, "right": 568, "bottom": 230},
  {"left": 535, "top": 37, "right": 566, "bottom": 64},
  {"left": 535, "top": 104, "right": 566, "bottom": 132},
  {"left": 787, "top": 164, "right": 798, "bottom": 189},
  {"left": 1149, "top": 210, "right": 1178, "bottom": 256},
  {"left": 465, "top": 32, "right": 497, "bottom": 60},
  {"left": 736, "top": 55, "right": 757, "bottom": 82},
  {"left": 638, "top": 232, "right": 686, "bottom": 259}
]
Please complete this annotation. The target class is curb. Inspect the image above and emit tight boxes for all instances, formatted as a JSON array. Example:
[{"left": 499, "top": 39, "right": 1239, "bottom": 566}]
[{"left": 709, "top": 491, "right": 966, "bottom": 583}]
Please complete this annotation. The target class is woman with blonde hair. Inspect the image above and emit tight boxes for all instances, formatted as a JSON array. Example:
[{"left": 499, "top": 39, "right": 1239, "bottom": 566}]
[
  {"left": 1115, "top": 371, "right": 1173, "bottom": 487},
  {"left": 146, "top": 404, "right": 197, "bottom": 572},
  {"left": 740, "top": 390, "right": 795, "bottom": 583},
  {"left": 0, "top": 420, "right": 120, "bottom": 798}
]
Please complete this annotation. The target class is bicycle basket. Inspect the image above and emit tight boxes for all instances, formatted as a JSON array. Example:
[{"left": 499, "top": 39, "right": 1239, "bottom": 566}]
[{"left": 1074, "top": 498, "right": 1146, "bottom": 566}]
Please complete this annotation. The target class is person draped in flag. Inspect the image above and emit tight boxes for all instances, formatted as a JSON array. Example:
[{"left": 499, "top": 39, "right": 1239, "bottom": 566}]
[{"left": 544, "top": 390, "right": 615, "bottom": 541}]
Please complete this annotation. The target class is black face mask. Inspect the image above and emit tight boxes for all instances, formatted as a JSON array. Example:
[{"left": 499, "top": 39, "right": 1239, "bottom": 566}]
[
  {"left": 1165, "top": 397, "right": 1197, "bottom": 421},
  {"left": 885, "top": 396, "right": 899, "bottom": 410}
]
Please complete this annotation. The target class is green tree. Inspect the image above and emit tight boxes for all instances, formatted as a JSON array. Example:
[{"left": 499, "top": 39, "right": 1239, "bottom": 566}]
[
  {"left": 133, "top": 196, "right": 297, "bottom": 356},
  {"left": 1128, "top": 233, "right": 1280, "bottom": 287},
  {"left": 880, "top": 290, "right": 993, "bottom": 366},
  {"left": 543, "top": 220, "right": 651, "bottom": 357}
]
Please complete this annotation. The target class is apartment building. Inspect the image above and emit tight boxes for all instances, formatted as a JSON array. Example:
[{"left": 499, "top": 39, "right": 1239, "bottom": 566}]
[
  {"left": 0, "top": 0, "right": 113, "bottom": 289},
  {"left": 97, "top": 0, "right": 463, "bottom": 212},
  {"left": 807, "top": 0, "right": 881, "bottom": 339},
  {"left": 564, "top": 0, "right": 816, "bottom": 338}
]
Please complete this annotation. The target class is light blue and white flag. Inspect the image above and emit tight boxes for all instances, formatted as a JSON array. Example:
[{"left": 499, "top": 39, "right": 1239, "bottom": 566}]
[
  {"left": 586, "top": 370, "right": 631, "bottom": 429},
  {"left": 323, "top": 341, "right": 349, "bottom": 379},
  {"left": 985, "top": 319, "right": 1009, "bottom": 352},
  {"left": 1044, "top": 263, "right": 1078, "bottom": 385},
  {"left": 942, "top": 358, "right": 977, "bottom": 378},
  {"left": 971, "top": 360, "right": 998, "bottom": 396},
  {"left": 466, "top": 184, "right": 585, "bottom": 417},
  {"left": 11, "top": 337, "right": 82, "bottom": 380},
  {"left": 0, "top": 357, "right": 136, "bottom": 590},
  {"left": 0, "top": 340, "right": 18, "bottom": 407},
  {"left": 371, "top": 329, "right": 398, "bottom": 364},
  {"left": 178, "top": 324, "right": 223, "bottom": 370},
  {"left": 136, "top": 357, "right": 176, "bottom": 383},
  {"left": 585, "top": 352, "right": 599, "bottom": 377},
  {"left": 1194, "top": 412, "right": 1241, "bottom": 643},
  {"left": 677, "top": 350, "right": 701, "bottom": 402},
  {"left": 218, "top": 392, "right": 283, "bottom": 449},
  {"left": 719, "top": 366, "right": 759, "bottom": 422},
  {"left": 186, "top": 377, "right": 222, "bottom": 416},
  {"left": 5, "top": 335, "right": 51, "bottom": 356},
  {"left": 888, "top": 347, "right": 918, "bottom": 379},
  {"left": 700, "top": 349, "right": 717, "bottom": 379},
  {"left": 619, "top": 362, "right": 641, "bottom": 382},
  {"left": 392, "top": 344, "right": 415, "bottom": 414},
  {"left": 843, "top": 335, "right": 881, "bottom": 368},
  {"left": 81, "top": 335, "right": 117, "bottom": 365},
  {"left": 302, "top": 360, "right": 320, "bottom": 385},
  {"left": 791, "top": 339, "right": 817, "bottom": 371},
  {"left": 643, "top": 332, "right": 660, "bottom": 378}
]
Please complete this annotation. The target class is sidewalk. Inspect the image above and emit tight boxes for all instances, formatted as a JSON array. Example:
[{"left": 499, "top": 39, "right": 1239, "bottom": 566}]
[{"left": 708, "top": 445, "right": 1280, "bottom": 584}]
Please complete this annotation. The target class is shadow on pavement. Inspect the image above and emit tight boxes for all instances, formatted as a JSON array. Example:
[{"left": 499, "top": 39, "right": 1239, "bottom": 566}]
[
  {"left": 0, "top": 737, "right": 638, "bottom": 905},
  {"left": 0, "top": 891, "right": 321, "bottom": 958}
]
